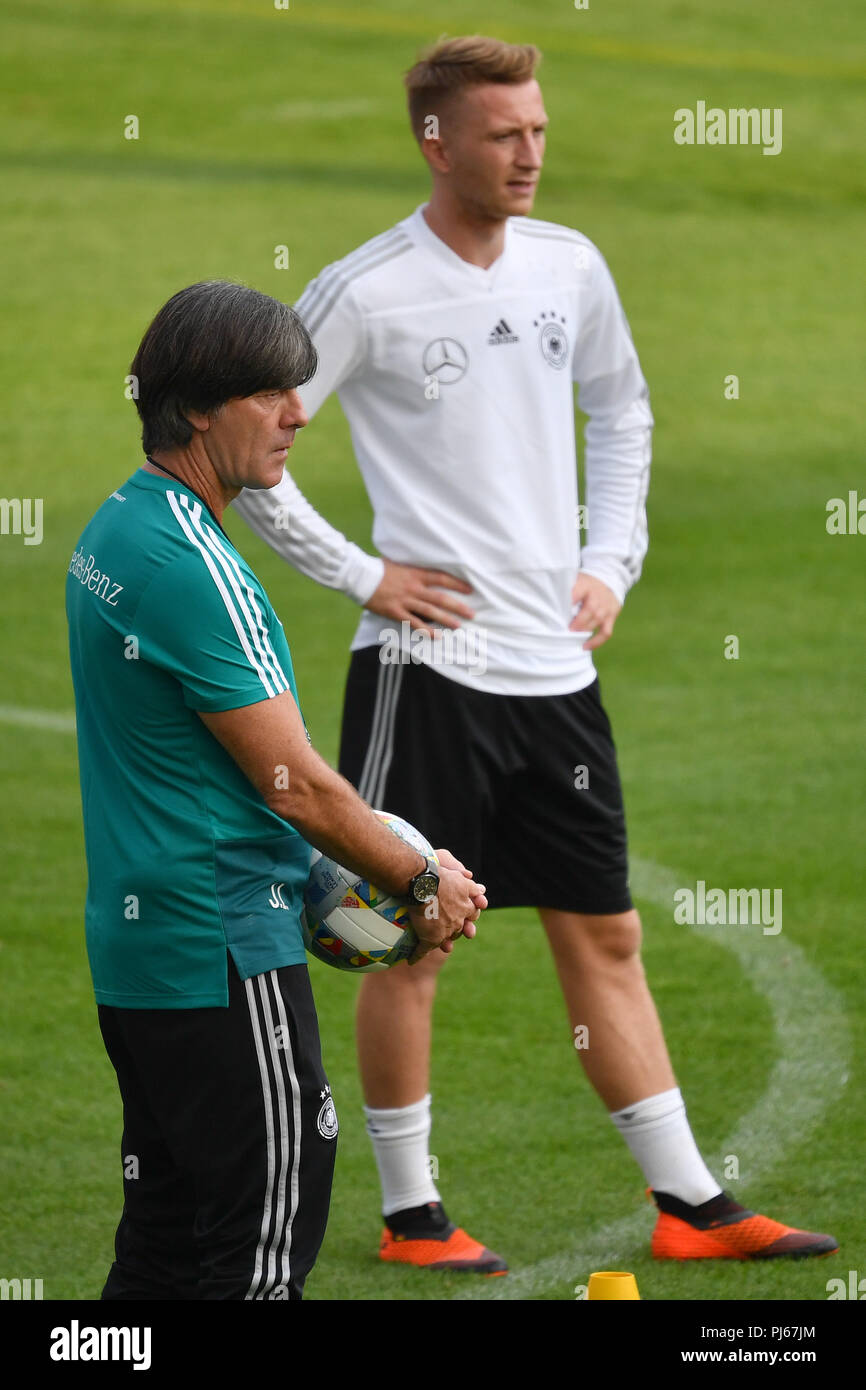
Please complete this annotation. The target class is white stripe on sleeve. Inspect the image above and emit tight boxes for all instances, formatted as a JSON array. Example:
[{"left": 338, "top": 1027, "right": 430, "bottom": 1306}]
[{"left": 166, "top": 490, "right": 279, "bottom": 698}]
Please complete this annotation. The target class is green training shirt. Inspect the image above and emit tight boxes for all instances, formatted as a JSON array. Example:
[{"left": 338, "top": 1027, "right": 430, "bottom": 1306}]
[{"left": 66, "top": 466, "right": 311, "bottom": 1008}]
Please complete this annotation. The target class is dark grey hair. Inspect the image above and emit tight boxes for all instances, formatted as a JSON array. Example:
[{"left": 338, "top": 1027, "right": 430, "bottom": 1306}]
[{"left": 129, "top": 280, "right": 318, "bottom": 454}]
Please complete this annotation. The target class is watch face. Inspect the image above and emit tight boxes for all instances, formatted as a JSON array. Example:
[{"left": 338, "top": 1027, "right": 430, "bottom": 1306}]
[{"left": 413, "top": 873, "right": 439, "bottom": 904}]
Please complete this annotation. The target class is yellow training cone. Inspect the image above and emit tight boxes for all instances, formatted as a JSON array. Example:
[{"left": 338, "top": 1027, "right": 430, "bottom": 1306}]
[{"left": 587, "top": 1270, "right": 640, "bottom": 1300}]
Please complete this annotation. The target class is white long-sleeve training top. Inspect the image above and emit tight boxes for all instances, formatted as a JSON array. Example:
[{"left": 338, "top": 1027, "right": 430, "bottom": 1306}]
[{"left": 232, "top": 205, "right": 653, "bottom": 695}]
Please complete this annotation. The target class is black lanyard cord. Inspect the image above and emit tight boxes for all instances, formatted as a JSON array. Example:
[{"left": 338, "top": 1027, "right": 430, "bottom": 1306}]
[{"left": 144, "top": 456, "right": 230, "bottom": 539}]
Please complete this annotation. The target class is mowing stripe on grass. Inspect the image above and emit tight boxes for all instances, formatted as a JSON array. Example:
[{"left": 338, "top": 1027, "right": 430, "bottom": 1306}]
[
  {"left": 0, "top": 705, "right": 76, "bottom": 734},
  {"left": 133, "top": 1, "right": 866, "bottom": 81},
  {"left": 452, "top": 853, "right": 851, "bottom": 1300},
  {"left": 239, "top": 99, "right": 380, "bottom": 124}
]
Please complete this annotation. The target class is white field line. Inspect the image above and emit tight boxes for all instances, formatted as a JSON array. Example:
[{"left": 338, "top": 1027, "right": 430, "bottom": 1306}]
[
  {"left": 452, "top": 854, "right": 851, "bottom": 1300},
  {"left": 240, "top": 99, "right": 378, "bottom": 123},
  {"left": 0, "top": 704, "right": 76, "bottom": 734}
]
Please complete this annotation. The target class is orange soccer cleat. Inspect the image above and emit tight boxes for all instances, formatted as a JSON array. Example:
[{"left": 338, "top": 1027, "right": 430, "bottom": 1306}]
[
  {"left": 649, "top": 1189, "right": 839, "bottom": 1261},
  {"left": 378, "top": 1201, "right": 508, "bottom": 1275}
]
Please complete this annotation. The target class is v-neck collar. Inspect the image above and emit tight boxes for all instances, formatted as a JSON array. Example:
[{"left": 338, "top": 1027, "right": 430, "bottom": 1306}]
[{"left": 409, "top": 204, "right": 510, "bottom": 288}]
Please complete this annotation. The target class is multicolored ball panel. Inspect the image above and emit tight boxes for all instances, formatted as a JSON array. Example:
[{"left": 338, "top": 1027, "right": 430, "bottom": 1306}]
[{"left": 301, "top": 811, "right": 437, "bottom": 973}]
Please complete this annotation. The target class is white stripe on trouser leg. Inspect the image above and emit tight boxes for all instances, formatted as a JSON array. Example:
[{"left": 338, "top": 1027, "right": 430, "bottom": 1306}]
[
  {"left": 357, "top": 660, "right": 393, "bottom": 802},
  {"left": 358, "top": 661, "right": 397, "bottom": 806},
  {"left": 251, "top": 972, "right": 295, "bottom": 1299},
  {"left": 371, "top": 663, "right": 404, "bottom": 807},
  {"left": 266, "top": 970, "right": 303, "bottom": 1290},
  {"left": 358, "top": 661, "right": 403, "bottom": 807},
  {"left": 245, "top": 977, "right": 277, "bottom": 1300}
]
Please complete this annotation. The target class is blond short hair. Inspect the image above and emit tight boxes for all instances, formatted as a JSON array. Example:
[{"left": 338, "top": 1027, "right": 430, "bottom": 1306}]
[{"left": 404, "top": 35, "right": 541, "bottom": 142}]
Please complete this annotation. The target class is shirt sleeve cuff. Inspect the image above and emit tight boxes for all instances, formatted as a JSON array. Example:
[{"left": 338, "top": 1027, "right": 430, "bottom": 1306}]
[
  {"left": 577, "top": 558, "right": 630, "bottom": 606},
  {"left": 340, "top": 549, "right": 385, "bottom": 606}
]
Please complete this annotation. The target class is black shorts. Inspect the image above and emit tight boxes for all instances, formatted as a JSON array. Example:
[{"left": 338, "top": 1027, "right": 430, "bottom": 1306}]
[
  {"left": 338, "top": 646, "right": 633, "bottom": 916},
  {"left": 97, "top": 955, "right": 337, "bottom": 1301}
]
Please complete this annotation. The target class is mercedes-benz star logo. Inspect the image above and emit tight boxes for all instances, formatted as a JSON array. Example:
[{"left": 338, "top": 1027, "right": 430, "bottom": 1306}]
[{"left": 422, "top": 338, "right": 468, "bottom": 385}]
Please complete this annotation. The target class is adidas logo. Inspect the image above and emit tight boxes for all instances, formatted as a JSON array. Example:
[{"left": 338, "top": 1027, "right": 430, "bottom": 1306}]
[{"left": 487, "top": 318, "right": 519, "bottom": 345}]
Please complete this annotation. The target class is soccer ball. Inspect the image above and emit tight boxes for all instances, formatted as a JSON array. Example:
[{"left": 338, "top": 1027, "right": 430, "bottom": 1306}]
[{"left": 302, "top": 811, "right": 439, "bottom": 973}]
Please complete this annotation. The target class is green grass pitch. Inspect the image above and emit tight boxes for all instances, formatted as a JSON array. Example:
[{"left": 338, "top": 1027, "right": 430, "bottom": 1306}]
[{"left": 0, "top": 0, "right": 864, "bottom": 1302}]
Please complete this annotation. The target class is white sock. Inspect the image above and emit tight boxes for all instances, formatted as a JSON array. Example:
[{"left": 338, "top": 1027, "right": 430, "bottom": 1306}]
[
  {"left": 609, "top": 1087, "right": 722, "bottom": 1207},
  {"left": 363, "top": 1092, "right": 441, "bottom": 1218}
]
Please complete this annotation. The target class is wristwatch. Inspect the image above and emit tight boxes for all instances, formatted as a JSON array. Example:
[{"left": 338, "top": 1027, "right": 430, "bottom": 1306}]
[{"left": 407, "top": 857, "right": 440, "bottom": 905}]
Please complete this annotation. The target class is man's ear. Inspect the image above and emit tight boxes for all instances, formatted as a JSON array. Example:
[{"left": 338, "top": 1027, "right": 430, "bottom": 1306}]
[
  {"left": 417, "top": 107, "right": 456, "bottom": 175},
  {"left": 184, "top": 408, "right": 211, "bottom": 432},
  {"left": 421, "top": 135, "right": 451, "bottom": 176}
]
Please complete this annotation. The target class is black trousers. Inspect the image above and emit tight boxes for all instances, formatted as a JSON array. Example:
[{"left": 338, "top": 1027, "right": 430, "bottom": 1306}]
[{"left": 97, "top": 956, "right": 337, "bottom": 1300}]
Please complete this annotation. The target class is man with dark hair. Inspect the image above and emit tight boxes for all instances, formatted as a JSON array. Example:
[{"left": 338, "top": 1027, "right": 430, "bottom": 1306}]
[
  {"left": 235, "top": 36, "right": 837, "bottom": 1274},
  {"left": 66, "top": 280, "right": 484, "bottom": 1300}
]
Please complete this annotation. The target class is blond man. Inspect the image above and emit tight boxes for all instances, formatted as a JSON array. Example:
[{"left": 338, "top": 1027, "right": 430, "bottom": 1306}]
[{"left": 235, "top": 36, "right": 836, "bottom": 1274}]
